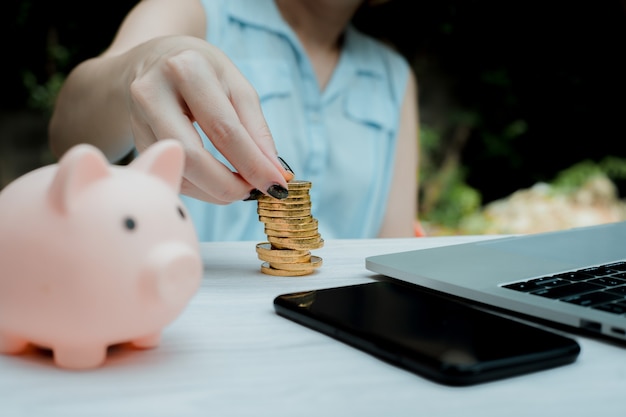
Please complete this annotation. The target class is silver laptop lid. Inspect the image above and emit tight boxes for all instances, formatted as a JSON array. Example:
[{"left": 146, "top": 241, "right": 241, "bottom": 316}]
[{"left": 365, "top": 221, "right": 626, "bottom": 341}]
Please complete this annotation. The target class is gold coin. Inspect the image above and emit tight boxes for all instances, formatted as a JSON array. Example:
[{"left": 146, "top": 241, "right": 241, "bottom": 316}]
[
  {"left": 269, "top": 256, "right": 323, "bottom": 271},
  {"left": 288, "top": 179, "right": 311, "bottom": 187},
  {"left": 259, "top": 215, "right": 313, "bottom": 224},
  {"left": 282, "top": 192, "right": 310, "bottom": 200},
  {"left": 287, "top": 180, "right": 312, "bottom": 190},
  {"left": 255, "top": 243, "right": 311, "bottom": 263},
  {"left": 257, "top": 195, "right": 310, "bottom": 204},
  {"left": 265, "top": 219, "right": 317, "bottom": 231},
  {"left": 264, "top": 227, "right": 319, "bottom": 238},
  {"left": 258, "top": 252, "right": 312, "bottom": 263},
  {"left": 264, "top": 218, "right": 318, "bottom": 232},
  {"left": 258, "top": 208, "right": 311, "bottom": 218},
  {"left": 268, "top": 236, "right": 324, "bottom": 250},
  {"left": 260, "top": 262, "right": 314, "bottom": 276},
  {"left": 269, "top": 234, "right": 321, "bottom": 243},
  {"left": 255, "top": 242, "right": 310, "bottom": 256},
  {"left": 257, "top": 201, "right": 312, "bottom": 211},
  {"left": 283, "top": 188, "right": 310, "bottom": 196},
  {"left": 257, "top": 251, "right": 312, "bottom": 261}
]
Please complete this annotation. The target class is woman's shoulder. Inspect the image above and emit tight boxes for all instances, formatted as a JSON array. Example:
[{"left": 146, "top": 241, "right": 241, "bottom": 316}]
[
  {"left": 343, "top": 25, "right": 410, "bottom": 105},
  {"left": 201, "top": 0, "right": 281, "bottom": 42},
  {"left": 345, "top": 25, "right": 409, "bottom": 70}
]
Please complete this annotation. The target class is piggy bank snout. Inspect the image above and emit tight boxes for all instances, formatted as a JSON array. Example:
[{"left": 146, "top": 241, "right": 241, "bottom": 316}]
[{"left": 143, "top": 242, "right": 202, "bottom": 306}]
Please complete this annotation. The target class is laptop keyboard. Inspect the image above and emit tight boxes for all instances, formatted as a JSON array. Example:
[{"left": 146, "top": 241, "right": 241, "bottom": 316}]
[{"left": 502, "top": 261, "right": 626, "bottom": 315}]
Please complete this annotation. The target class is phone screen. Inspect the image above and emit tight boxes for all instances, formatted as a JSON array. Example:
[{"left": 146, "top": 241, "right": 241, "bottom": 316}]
[{"left": 273, "top": 280, "right": 580, "bottom": 386}]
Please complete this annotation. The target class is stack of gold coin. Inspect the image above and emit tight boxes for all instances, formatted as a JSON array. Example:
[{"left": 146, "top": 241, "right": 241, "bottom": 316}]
[{"left": 256, "top": 180, "right": 324, "bottom": 276}]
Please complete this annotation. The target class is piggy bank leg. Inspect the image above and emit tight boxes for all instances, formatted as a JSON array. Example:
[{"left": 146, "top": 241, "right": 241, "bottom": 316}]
[
  {"left": 131, "top": 332, "right": 161, "bottom": 349},
  {"left": 0, "top": 332, "right": 29, "bottom": 354},
  {"left": 53, "top": 345, "right": 108, "bottom": 369}
]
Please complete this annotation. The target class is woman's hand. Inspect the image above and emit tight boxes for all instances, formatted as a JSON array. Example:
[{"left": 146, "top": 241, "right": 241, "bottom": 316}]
[{"left": 120, "top": 35, "right": 288, "bottom": 204}]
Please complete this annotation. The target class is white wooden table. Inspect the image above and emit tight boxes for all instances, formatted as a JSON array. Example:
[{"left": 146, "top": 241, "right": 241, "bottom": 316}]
[{"left": 1, "top": 236, "right": 625, "bottom": 416}]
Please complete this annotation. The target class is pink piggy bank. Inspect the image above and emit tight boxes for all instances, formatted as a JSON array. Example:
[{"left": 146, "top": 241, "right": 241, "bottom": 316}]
[{"left": 0, "top": 139, "right": 202, "bottom": 369}]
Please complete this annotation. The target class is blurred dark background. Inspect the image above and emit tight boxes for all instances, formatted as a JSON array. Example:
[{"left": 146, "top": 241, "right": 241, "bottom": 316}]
[{"left": 1, "top": 0, "right": 625, "bottom": 229}]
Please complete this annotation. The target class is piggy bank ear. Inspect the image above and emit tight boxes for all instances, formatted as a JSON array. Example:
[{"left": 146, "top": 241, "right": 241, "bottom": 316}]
[
  {"left": 130, "top": 139, "right": 184, "bottom": 192},
  {"left": 48, "top": 144, "right": 111, "bottom": 214}
]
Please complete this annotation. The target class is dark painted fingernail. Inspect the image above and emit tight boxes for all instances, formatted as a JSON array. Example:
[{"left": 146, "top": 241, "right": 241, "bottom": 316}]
[
  {"left": 267, "top": 184, "right": 288, "bottom": 199},
  {"left": 243, "top": 188, "right": 264, "bottom": 201},
  {"left": 278, "top": 156, "right": 294, "bottom": 174}
]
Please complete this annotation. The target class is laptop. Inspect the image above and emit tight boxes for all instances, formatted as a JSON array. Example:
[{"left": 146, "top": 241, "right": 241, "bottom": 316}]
[{"left": 366, "top": 221, "right": 626, "bottom": 342}]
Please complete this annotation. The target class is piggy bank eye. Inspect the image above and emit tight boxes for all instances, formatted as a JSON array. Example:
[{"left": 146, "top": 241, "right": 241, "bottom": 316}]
[
  {"left": 124, "top": 217, "right": 137, "bottom": 231},
  {"left": 177, "top": 206, "right": 186, "bottom": 220}
]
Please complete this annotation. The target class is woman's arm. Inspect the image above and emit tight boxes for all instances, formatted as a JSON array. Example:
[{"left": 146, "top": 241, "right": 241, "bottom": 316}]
[
  {"left": 49, "top": 0, "right": 206, "bottom": 161},
  {"left": 378, "top": 69, "right": 419, "bottom": 238},
  {"left": 48, "top": 0, "right": 289, "bottom": 204}
]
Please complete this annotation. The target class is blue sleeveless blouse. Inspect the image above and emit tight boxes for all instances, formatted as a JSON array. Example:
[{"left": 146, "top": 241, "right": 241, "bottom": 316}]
[{"left": 181, "top": 0, "right": 410, "bottom": 241}]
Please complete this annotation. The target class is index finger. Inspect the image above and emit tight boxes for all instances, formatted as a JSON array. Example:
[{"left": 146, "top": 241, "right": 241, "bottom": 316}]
[{"left": 183, "top": 61, "right": 289, "bottom": 197}]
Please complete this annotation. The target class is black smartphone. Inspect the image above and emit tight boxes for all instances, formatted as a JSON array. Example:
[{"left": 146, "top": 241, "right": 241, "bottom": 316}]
[{"left": 273, "top": 280, "right": 581, "bottom": 386}]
